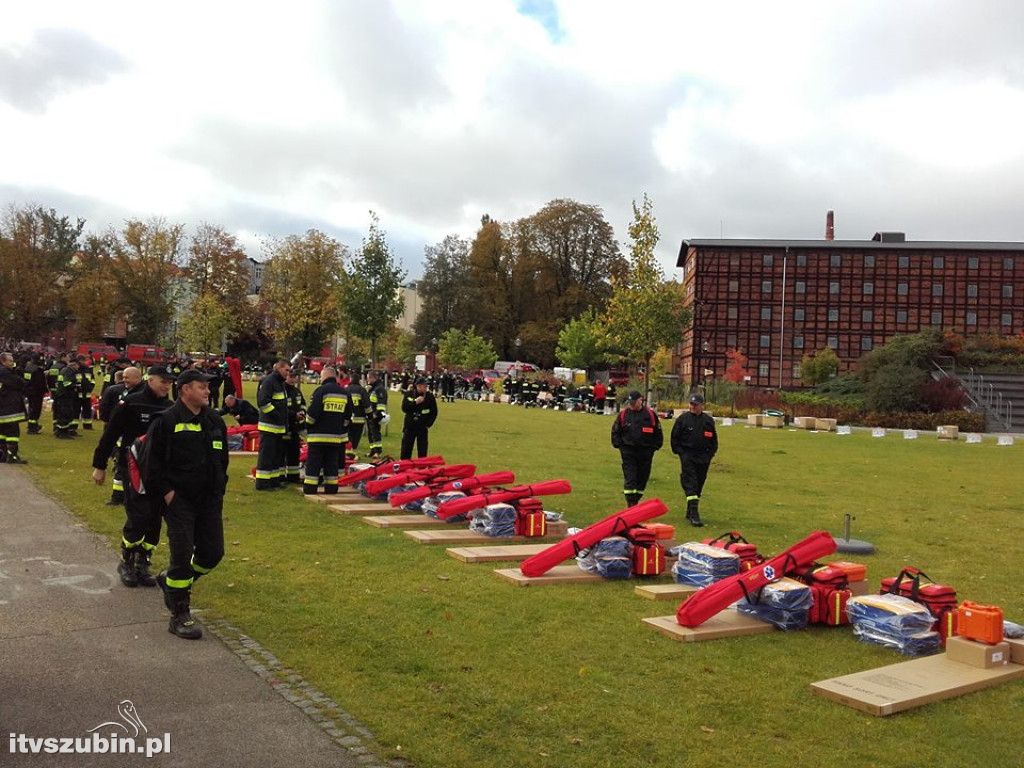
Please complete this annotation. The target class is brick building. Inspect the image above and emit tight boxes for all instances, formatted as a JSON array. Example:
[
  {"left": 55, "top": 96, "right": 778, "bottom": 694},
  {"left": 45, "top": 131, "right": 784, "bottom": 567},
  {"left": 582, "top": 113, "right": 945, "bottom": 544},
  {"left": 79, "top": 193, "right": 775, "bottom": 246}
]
[{"left": 676, "top": 231, "right": 1024, "bottom": 390}]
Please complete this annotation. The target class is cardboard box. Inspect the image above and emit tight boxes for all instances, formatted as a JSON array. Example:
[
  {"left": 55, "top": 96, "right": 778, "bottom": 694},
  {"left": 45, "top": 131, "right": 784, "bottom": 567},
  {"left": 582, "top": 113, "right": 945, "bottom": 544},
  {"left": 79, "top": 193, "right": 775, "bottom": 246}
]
[
  {"left": 848, "top": 579, "right": 871, "bottom": 597},
  {"left": 945, "top": 636, "right": 1010, "bottom": 668},
  {"left": 747, "top": 414, "right": 763, "bottom": 426},
  {"left": 938, "top": 425, "right": 959, "bottom": 440},
  {"left": 811, "top": 654, "right": 1024, "bottom": 716},
  {"left": 794, "top": 416, "right": 817, "bottom": 430},
  {"left": 1004, "top": 638, "right": 1024, "bottom": 665},
  {"left": 761, "top": 415, "right": 784, "bottom": 428},
  {"left": 815, "top": 418, "right": 837, "bottom": 431}
]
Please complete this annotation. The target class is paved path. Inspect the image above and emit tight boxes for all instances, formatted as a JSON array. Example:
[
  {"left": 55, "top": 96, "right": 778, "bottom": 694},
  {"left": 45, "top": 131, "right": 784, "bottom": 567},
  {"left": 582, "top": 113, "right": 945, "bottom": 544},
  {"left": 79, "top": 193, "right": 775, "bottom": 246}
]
[{"left": 0, "top": 466, "right": 399, "bottom": 767}]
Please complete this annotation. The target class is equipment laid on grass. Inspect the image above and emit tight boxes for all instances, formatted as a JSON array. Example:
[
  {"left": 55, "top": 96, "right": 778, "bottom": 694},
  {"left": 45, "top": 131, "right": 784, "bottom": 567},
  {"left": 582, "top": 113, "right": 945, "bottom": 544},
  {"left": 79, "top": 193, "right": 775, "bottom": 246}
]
[
  {"left": 701, "top": 531, "right": 763, "bottom": 570},
  {"left": 469, "top": 503, "right": 517, "bottom": 537},
  {"left": 957, "top": 601, "right": 1005, "bottom": 645},
  {"left": 520, "top": 499, "right": 668, "bottom": 578},
  {"left": 513, "top": 498, "right": 547, "bottom": 537},
  {"left": 737, "top": 577, "right": 814, "bottom": 630},
  {"left": 388, "top": 471, "right": 516, "bottom": 508},
  {"left": 846, "top": 593, "right": 941, "bottom": 655},
  {"left": 880, "top": 567, "right": 958, "bottom": 645},
  {"left": 363, "top": 464, "right": 476, "bottom": 497},
  {"left": 340, "top": 456, "right": 445, "bottom": 486},
  {"left": 675, "top": 530, "right": 837, "bottom": 627},
  {"left": 578, "top": 537, "right": 634, "bottom": 579},
  {"left": 672, "top": 542, "right": 741, "bottom": 587},
  {"left": 436, "top": 480, "right": 573, "bottom": 521}
]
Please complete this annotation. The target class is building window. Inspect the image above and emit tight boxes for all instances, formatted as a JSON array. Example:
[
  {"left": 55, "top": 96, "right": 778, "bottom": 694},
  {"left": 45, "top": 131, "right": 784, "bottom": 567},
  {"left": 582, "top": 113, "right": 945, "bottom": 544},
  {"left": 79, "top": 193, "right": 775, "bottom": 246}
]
[
  {"left": 864, "top": 254, "right": 875, "bottom": 268},
  {"left": 792, "top": 363, "right": 802, "bottom": 380},
  {"left": 729, "top": 279, "right": 739, "bottom": 292},
  {"left": 758, "top": 362, "right": 769, "bottom": 377},
  {"left": 727, "top": 307, "right": 738, "bottom": 320},
  {"left": 828, "top": 309, "right": 839, "bottom": 322},
  {"left": 763, "top": 253, "right": 774, "bottom": 267},
  {"left": 967, "top": 284, "right": 978, "bottom": 298},
  {"left": 794, "top": 308, "right": 805, "bottom": 321},
  {"left": 829, "top": 281, "right": 840, "bottom": 294},
  {"left": 862, "top": 309, "right": 873, "bottom": 322},
  {"left": 863, "top": 281, "right": 874, "bottom": 295},
  {"left": 931, "top": 310, "right": 942, "bottom": 324},
  {"left": 794, "top": 336, "right": 804, "bottom": 349},
  {"left": 795, "top": 280, "right": 806, "bottom": 294},
  {"left": 969, "top": 257, "right": 979, "bottom": 269},
  {"left": 827, "top": 336, "right": 838, "bottom": 349},
  {"left": 759, "top": 335, "right": 771, "bottom": 348},
  {"left": 1003, "top": 285, "right": 1014, "bottom": 298},
  {"left": 762, "top": 280, "right": 772, "bottom": 293},
  {"left": 1002, "top": 313, "right": 1013, "bottom": 327},
  {"left": 898, "top": 283, "right": 909, "bottom": 296},
  {"left": 796, "top": 254, "right": 807, "bottom": 267},
  {"left": 898, "top": 255, "right": 910, "bottom": 268},
  {"left": 933, "top": 256, "right": 944, "bottom": 268},
  {"left": 830, "top": 253, "right": 842, "bottom": 267},
  {"left": 761, "top": 307, "right": 772, "bottom": 321},
  {"left": 1004, "top": 258, "right": 1015, "bottom": 270},
  {"left": 966, "top": 312, "right": 978, "bottom": 326},
  {"left": 861, "top": 337, "right": 873, "bottom": 351},
  {"left": 727, "top": 333, "right": 737, "bottom": 347},
  {"left": 932, "top": 284, "right": 944, "bottom": 297},
  {"left": 897, "top": 310, "right": 908, "bottom": 323}
]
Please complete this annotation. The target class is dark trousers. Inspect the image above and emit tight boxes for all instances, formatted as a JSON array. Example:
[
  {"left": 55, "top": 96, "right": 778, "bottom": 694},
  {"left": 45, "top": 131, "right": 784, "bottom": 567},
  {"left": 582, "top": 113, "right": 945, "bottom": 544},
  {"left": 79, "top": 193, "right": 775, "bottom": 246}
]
[
  {"left": 620, "top": 447, "right": 654, "bottom": 497},
  {"left": 255, "top": 430, "right": 284, "bottom": 489},
  {"left": 365, "top": 418, "right": 383, "bottom": 456},
  {"left": 163, "top": 492, "right": 224, "bottom": 592},
  {"left": 400, "top": 427, "right": 429, "bottom": 460},
  {"left": 52, "top": 397, "right": 77, "bottom": 432},
  {"left": 26, "top": 395, "right": 43, "bottom": 429},
  {"left": 283, "top": 433, "right": 301, "bottom": 483},
  {"left": 304, "top": 442, "right": 342, "bottom": 494},
  {"left": 0, "top": 422, "right": 22, "bottom": 459},
  {"left": 679, "top": 456, "right": 711, "bottom": 501},
  {"left": 348, "top": 422, "right": 364, "bottom": 451},
  {"left": 79, "top": 398, "right": 93, "bottom": 425},
  {"left": 122, "top": 482, "right": 164, "bottom": 550}
]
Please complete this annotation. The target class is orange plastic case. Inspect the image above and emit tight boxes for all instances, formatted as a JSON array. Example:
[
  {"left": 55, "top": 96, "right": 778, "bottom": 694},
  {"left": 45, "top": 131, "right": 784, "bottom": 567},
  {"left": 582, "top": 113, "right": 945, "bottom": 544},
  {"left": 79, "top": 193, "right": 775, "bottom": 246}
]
[
  {"left": 642, "top": 523, "right": 675, "bottom": 540},
  {"left": 957, "top": 601, "right": 1004, "bottom": 645},
  {"left": 827, "top": 560, "right": 867, "bottom": 582}
]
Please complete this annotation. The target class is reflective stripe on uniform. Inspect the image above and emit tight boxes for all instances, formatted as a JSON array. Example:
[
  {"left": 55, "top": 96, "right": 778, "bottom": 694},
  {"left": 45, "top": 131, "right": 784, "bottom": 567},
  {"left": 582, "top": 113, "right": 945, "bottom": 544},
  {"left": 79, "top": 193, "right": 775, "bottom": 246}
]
[
  {"left": 174, "top": 423, "right": 202, "bottom": 433},
  {"left": 166, "top": 575, "right": 193, "bottom": 589},
  {"left": 257, "top": 423, "right": 286, "bottom": 434}
]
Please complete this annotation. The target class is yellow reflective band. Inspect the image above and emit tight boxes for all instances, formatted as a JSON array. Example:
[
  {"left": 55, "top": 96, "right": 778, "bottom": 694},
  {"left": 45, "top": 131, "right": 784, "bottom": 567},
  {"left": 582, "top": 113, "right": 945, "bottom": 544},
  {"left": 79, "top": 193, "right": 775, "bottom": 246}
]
[
  {"left": 191, "top": 559, "right": 213, "bottom": 574},
  {"left": 258, "top": 424, "right": 286, "bottom": 434},
  {"left": 122, "top": 536, "right": 145, "bottom": 548},
  {"left": 254, "top": 470, "right": 275, "bottom": 479},
  {"left": 271, "top": 392, "right": 286, "bottom": 400},
  {"left": 307, "top": 435, "right": 344, "bottom": 444},
  {"left": 260, "top": 403, "right": 275, "bottom": 413},
  {"left": 303, "top": 477, "right": 319, "bottom": 485},
  {"left": 174, "top": 423, "right": 202, "bottom": 433},
  {"left": 212, "top": 440, "right": 223, "bottom": 450},
  {"left": 166, "top": 576, "right": 193, "bottom": 589},
  {"left": 686, "top": 495, "right": 699, "bottom": 502},
  {"left": 323, "top": 395, "right": 348, "bottom": 412},
  {"left": 112, "top": 479, "right": 124, "bottom": 491},
  {"left": 140, "top": 542, "right": 155, "bottom": 552}
]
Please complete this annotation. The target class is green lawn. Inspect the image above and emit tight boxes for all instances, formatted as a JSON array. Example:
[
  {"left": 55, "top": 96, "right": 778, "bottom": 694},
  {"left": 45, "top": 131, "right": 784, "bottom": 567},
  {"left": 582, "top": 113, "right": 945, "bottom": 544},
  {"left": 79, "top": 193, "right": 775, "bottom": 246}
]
[{"left": 18, "top": 394, "right": 1024, "bottom": 768}]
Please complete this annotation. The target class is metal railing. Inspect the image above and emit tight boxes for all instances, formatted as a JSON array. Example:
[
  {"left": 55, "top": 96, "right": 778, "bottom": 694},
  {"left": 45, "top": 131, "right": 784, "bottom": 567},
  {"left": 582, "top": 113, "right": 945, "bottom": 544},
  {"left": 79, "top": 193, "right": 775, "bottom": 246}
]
[{"left": 932, "top": 358, "right": 1014, "bottom": 431}]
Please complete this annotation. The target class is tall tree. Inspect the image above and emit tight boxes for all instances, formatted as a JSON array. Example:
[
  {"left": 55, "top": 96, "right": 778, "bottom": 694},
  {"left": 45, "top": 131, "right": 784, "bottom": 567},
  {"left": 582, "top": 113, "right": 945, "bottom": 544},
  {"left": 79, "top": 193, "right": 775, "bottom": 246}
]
[
  {"left": 340, "top": 212, "right": 407, "bottom": 367},
  {"left": 110, "top": 218, "right": 184, "bottom": 343},
  {"left": 555, "top": 309, "right": 607, "bottom": 370},
  {"left": 186, "top": 222, "right": 250, "bottom": 309},
  {"left": 465, "top": 217, "right": 513, "bottom": 355},
  {"left": 603, "top": 194, "right": 689, "bottom": 396},
  {"left": 413, "top": 234, "right": 471, "bottom": 346},
  {"left": 261, "top": 229, "right": 348, "bottom": 355},
  {"left": 65, "top": 233, "right": 120, "bottom": 342},
  {"left": 437, "top": 327, "right": 497, "bottom": 370},
  {"left": 180, "top": 293, "right": 233, "bottom": 354},
  {"left": 0, "top": 204, "right": 84, "bottom": 341}
]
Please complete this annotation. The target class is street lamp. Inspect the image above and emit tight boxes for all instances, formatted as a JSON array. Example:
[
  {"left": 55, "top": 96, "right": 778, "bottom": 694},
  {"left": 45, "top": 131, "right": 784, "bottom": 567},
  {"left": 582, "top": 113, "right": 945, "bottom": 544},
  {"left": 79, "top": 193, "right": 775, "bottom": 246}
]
[{"left": 514, "top": 337, "right": 521, "bottom": 359}]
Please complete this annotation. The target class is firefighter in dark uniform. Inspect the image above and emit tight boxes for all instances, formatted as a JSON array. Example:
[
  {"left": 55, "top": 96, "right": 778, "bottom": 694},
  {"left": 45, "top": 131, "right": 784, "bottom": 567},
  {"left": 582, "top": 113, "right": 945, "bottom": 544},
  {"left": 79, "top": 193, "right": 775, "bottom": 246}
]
[
  {"left": 282, "top": 368, "right": 306, "bottom": 484},
  {"left": 401, "top": 377, "right": 438, "bottom": 459},
  {"left": 97, "top": 366, "right": 144, "bottom": 505},
  {"left": 254, "top": 359, "right": 290, "bottom": 490},
  {"left": 77, "top": 357, "right": 96, "bottom": 430},
  {"left": 52, "top": 354, "right": 85, "bottom": 438},
  {"left": 21, "top": 353, "right": 47, "bottom": 435},
  {"left": 365, "top": 370, "right": 388, "bottom": 458},
  {"left": 0, "top": 353, "right": 28, "bottom": 464},
  {"left": 303, "top": 366, "right": 350, "bottom": 495},
  {"left": 670, "top": 393, "right": 718, "bottom": 527},
  {"left": 92, "top": 365, "right": 175, "bottom": 585},
  {"left": 610, "top": 390, "right": 663, "bottom": 509},
  {"left": 149, "top": 368, "right": 229, "bottom": 640},
  {"left": 45, "top": 354, "right": 65, "bottom": 393},
  {"left": 218, "top": 394, "right": 260, "bottom": 425},
  {"left": 345, "top": 371, "right": 371, "bottom": 456}
]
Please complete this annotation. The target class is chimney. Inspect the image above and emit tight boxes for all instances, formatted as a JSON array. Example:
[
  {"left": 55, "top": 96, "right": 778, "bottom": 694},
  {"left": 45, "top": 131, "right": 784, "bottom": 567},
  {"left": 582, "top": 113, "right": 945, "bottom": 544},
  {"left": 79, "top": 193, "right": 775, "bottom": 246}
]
[{"left": 825, "top": 210, "right": 835, "bottom": 241}]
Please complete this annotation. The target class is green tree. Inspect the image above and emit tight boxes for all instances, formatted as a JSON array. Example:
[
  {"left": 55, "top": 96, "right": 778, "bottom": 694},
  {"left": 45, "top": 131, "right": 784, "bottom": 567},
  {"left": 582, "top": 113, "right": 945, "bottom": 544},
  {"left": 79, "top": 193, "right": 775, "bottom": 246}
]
[
  {"left": 340, "top": 212, "right": 407, "bottom": 367},
  {"left": 800, "top": 346, "right": 840, "bottom": 385},
  {"left": 555, "top": 309, "right": 606, "bottom": 370},
  {"left": 437, "top": 327, "right": 497, "bottom": 370},
  {"left": 866, "top": 363, "right": 928, "bottom": 413},
  {"left": 465, "top": 217, "right": 513, "bottom": 355},
  {"left": 110, "top": 218, "right": 184, "bottom": 343},
  {"left": 602, "top": 194, "right": 690, "bottom": 396},
  {"left": 413, "top": 234, "right": 471, "bottom": 346},
  {"left": 261, "top": 229, "right": 347, "bottom": 354},
  {"left": 187, "top": 222, "right": 250, "bottom": 309},
  {"left": 180, "top": 293, "right": 233, "bottom": 353},
  {"left": 65, "top": 233, "right": 120, "bottom": 342}
]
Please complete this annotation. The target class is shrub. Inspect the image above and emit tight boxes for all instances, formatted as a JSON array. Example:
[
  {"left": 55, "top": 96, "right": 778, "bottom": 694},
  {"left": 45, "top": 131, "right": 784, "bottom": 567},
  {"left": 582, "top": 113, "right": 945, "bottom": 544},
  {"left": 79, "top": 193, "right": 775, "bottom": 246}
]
[
  {"left": 921, "top": 378, "right": 968, "bottom": 412},
  {"left": 866, "top": 363, "right": 928, "bottom": 413}
]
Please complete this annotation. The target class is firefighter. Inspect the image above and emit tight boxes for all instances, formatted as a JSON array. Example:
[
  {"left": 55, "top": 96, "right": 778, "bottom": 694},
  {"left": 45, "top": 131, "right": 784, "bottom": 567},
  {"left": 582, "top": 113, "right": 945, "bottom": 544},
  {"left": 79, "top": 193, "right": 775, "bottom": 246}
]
[
  {"left": 345, "top": 371, "right": 371, "bottom": 456},
  {"left": 97, "top": 366, "right": 144, "bottom": 505},
  {"left": 77, "top": 357, "right": 96, "bottom": 431},
  {"left": 303, "top": 365, "right": 350, "bottom": 495},
  {"left": 45, "top": 353, "right": 65, "bottom": 393},
  {"left": 218, "top": 394, "right": 260, "bottom": 426},
  {"left": 611, "top": 391, "right": 663, "bottom": 509},
  {"left": 21, "top": 353, "right": 47, "bottom": 435},
  {"left": 91, "top": 365, "right": 176, "bottom": 585},
  {"left": 0, "top": 352, "right": 28, "bottom": 464},
  {"left": 52, "top": 354, "right": 85, "bottom": 438},
  {"left": 400, "top": 377, "right": 438, "bottom": 459},
  {"left": 282, "top": 368, "right": 306, "bottom": 484},
  {"left": 365, "top": 370, "right": 388, "bottom": 458},
  {"left": 149, "top": 368, "right": 229, "bottom": 640},
  {"left": 254, "top": 359, "right": 290, "bottom": 490},
  {"left": 670, "top": 393, "right": 718, "bottom": 528}
]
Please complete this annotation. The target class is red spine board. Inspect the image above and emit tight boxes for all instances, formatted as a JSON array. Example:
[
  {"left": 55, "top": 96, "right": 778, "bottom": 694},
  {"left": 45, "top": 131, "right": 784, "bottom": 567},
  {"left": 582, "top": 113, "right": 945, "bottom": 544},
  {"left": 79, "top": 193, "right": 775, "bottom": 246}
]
[
  {"left": 364, "top": 464, "right": 476, "bottom": 496},
  {"left": 675, "top": 530, "right": 837, "bottom": 627},
  {"left": 519, "top": 499, "right": 668, "bottom": 577},
  {"left": 436, "top": 480, "right": 572, "bottom": 520},
  {"left": 339, "top": 456, "right": 445, "bottom": 486},
  {"left": 226, "top": 356, "right": 243, "bottom": 399},
  {"left": 388, "top": 471, "right": 516, "bottom": 507}
]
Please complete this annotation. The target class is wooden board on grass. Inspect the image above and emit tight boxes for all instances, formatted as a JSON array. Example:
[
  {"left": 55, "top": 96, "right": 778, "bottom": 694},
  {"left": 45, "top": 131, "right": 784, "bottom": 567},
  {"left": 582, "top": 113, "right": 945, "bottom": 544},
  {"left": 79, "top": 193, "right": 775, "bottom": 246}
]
[
  {"left": 296, "top": 485, "right": 359, "bottom": 495},
  {"left": 494, "top": 564, "right": 604, "bottom": 586},
  {"left": 446, "top": 544, "right": 552, "bottom": 563},
  {"left": 642, "top": 609, "right": 776, "bottom": 642},
  {"left": 635, "top": 583, "right": 699, "bottom": 601},
  {"left": 362, "top": 514, "right": 446, "bottom": 529},
  {"left": 404, "top": 524, "right": 567, "bottom": 545},
  {"left": 811, "top": 655, "right": 1024, "bottom": 716},
  {"left": 305, "top": 492, "right": 376, "bottom": 504},
  {"left": 327, "top": 504, "right": 393, "bottom": 515}
]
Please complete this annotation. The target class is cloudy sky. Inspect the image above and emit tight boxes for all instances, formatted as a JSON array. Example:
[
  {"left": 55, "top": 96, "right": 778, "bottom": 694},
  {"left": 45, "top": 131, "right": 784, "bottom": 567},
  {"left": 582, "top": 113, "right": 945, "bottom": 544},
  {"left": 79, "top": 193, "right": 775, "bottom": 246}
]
[{"left": 3, "top": 0, "right": 1024, "bottom": 277}]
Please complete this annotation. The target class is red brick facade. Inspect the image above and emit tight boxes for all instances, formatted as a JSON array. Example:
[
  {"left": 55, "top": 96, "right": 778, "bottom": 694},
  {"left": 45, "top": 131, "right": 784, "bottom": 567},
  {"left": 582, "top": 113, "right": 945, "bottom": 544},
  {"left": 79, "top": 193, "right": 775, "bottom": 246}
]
[{"left": 676, "top": 237, "right": 1024, "bottom": 389}]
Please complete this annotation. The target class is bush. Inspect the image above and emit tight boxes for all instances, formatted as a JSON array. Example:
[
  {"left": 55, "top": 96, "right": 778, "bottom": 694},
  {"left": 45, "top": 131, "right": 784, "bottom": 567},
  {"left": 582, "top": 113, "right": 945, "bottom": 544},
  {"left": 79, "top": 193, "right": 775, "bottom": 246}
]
[
  {"left": 921, "top": 378, "right": 968, "bottom": 412},
  {"left": 859, "top": 410, "right": 986, "bottom": 432},
  {"left": 866, "top": 363, "right": 928, "bottom": 413},
  {"left": 814, "top": 374, "right": 865, "bottom": 397}
]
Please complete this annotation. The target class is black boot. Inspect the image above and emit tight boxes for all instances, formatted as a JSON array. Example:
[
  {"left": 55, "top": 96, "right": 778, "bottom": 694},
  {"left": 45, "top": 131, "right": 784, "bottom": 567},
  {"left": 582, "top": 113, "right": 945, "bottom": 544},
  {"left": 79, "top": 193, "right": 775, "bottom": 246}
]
[
  {"left": 155, "top": 570, "right": 174, "bottom": 611},
  {"left": 117, "top": 546, "right": 138, "bottom": 587},
  {"left": 134, "top": 549, "right": 157, "bottom": 587},
  {"left": 686, "top": 499, "right": 704, "bottom": 528},
  {"left": 168, "top": 591, "right": 203, "bottom": 640}
]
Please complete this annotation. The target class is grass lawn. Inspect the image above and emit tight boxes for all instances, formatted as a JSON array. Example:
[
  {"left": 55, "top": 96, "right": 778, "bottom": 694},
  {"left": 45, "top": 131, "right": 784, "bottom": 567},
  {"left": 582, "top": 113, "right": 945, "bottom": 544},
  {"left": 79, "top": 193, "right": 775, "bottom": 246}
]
[{"left": 17, "top": 391, "right": 1024, "bottom": 768}]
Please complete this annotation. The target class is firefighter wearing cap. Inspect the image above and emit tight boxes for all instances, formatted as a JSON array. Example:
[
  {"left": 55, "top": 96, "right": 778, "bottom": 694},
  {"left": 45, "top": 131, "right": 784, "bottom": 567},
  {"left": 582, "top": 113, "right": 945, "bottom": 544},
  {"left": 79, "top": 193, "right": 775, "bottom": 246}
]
[
  {"left": 52, "top": 355, "right": 86, "bottom": 438},
  {"left": 400, "top": 377, "right": 438, "bottom": 459},
  {"left": 254, "top": 359, "right": 290, "bottom": 490},
  {"left": 345, "top": 371, "right": 371, "bottom": 456},
  {"left": 0, "top": 352, "right": 28, "bottom": 464},
  {"left": 611, "top": 391, "right": 663, "bottom": 508},
  {"left": 365, "top": 370, "right": 388, "bottom": 458},
  {"left": 98, "top": 366, "right": 144, "bottom": 505},
  {"left": 670, "top": 393, "right": 718, "bottom": 527},
  {"left": 283, "top": 368, "right": 306, "bottom": 484},
  {"left": 303, "top": 365, "right": 350, "bottom": 495},
  {"left": 92, "top": 365, "right": 175, "bottom": 586}
]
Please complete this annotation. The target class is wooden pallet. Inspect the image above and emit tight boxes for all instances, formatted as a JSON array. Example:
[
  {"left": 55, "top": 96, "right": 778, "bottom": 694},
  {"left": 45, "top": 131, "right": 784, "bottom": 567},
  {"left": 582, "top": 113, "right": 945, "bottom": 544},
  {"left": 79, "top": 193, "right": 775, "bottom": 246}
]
[
  {"left": 494, "top": 564, "right": 604, "bottom": 586},
  {"left": 635, "top": 583, "right": 699, "bottom": 601},
  {"left": 446, "top": 544, "right": 551, "bottom": 563},
  {"left": 326, "top": 504, "right": 393, "bottom": 515},
  {"left": 362, "top": 514, "right": 448, "bottom": 529},
  {"left": 404, "top": 524, "right": 567, "bottom": 545},
  {"left": 642, "top": 610, "right": 776, "bottom": 642}
]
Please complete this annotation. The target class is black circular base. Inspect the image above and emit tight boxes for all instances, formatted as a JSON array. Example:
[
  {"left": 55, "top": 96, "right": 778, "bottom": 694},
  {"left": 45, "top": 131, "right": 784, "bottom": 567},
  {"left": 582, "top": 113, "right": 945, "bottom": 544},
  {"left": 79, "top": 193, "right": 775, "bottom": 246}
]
[{"left": 834, "top": 538, "right": 876, "bottom": 555}]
